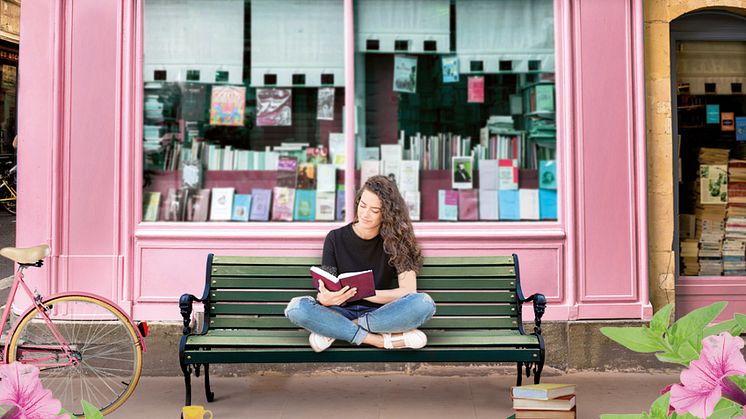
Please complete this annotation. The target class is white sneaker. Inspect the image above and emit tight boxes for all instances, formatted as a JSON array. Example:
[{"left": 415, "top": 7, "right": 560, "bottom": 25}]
[{"left": 309, "top": 333, "right": 335, "bottom": 352}]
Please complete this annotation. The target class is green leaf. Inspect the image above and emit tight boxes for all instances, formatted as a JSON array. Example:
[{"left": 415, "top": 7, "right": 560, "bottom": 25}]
[
  {"left": 707, "top": 398, "right": 743, "bottom": 419},
  {"left": 600, "top": 415, "right": 647, "bottom": 419},
  {"left": 649, "top": 393, "right": 671, "bottom": 419},
  {"left": 734, "top": 313, "right": 746, "bottom": 333},
  {"left": 655, "top": 352, "right": 688, "bottom": 365},
  {"left": 704, "top": 319, "right": 742, "bottom": 337},
  {"left": 81, "top": 400, "right": 104, "bottom": 419},
  {"left": 729, "top": 374, "right": 746, "bottom": 390},
  {"left": 600, "top": 327, "right": 663, "bottom": 353},
  {"left": 669, "top": 302, "right": 727, "bottom": 347},
  {"left": 650, "top": 304, "right": 674, "bottom": 336},
  {"left": 677, "top": 335, "right": 702, "bottom": 365}
]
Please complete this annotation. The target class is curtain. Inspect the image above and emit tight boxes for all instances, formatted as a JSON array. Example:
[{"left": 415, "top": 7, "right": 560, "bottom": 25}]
[{"left": 356, "top": 0, "right": 450, "bottom": 53}]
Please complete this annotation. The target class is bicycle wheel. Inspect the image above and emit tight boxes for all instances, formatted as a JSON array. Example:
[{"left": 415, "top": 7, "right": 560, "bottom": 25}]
[
  {"left": 0, "top": 179, "right": 15, "bottom": 215},
  {"left": 7, "top": 295, "right": 143, "bottom": 417}
]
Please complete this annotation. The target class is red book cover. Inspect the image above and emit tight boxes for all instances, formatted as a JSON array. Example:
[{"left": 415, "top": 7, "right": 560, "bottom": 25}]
[
  {"left": 468, "top": 76, "right": 484, "bottom": 103},
  {"left": 458, "top": 189, "right": 479, "bottom": 220},
  {"left": 310, "top": 267, "right": 376, "bottom": 302}
]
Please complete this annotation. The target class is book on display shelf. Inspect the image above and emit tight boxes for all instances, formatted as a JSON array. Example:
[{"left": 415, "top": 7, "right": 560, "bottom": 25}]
[{"left": 249, "top": 189, "right": 272, "bottom": 221}]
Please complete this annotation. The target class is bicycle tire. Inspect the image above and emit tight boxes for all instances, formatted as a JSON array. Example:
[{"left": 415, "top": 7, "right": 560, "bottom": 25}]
[
  {"left": 0, "top": 179, "right": 15, "bottom": 215},
  {"left": 7, "top": 295, "right": 143, "bottom": 417}
]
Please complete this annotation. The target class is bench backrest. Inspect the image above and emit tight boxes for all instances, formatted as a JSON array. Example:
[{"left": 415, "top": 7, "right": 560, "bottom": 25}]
[{"left": 200, "top": 254, "right": 528, "bottom": 334}]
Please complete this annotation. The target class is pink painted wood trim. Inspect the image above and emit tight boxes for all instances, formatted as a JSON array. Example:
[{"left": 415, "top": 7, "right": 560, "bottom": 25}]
[
  {"left": 57, "top": 1, "right": 74, "bottom": 296},
  {"left": 632, "top": 0, "right": 651, "bottom": 319},
  {"left": 556, "top": 0, "right": 577, "bottom": 316},
  {"left": 344, "top": 0, "right": 355, "bottom": 222}
]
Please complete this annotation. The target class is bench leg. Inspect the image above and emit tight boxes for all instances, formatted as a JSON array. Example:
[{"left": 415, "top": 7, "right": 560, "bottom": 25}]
[
  {"left": 534, "top": 360, "right": 544, "bottom": 384},
  {"left": 204, "top": 364, "right": 215, "bottom": 402},
  {"left": 515, "top": 362, "right": 523, "bottom": 386},
  {"left": 181, "top": 363, "right": 192, "bottom": 406}
]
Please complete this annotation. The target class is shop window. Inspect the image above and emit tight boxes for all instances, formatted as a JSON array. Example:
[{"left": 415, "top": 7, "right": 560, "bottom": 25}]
[{"left": 140, "top": 0, "right": 557, "bottom": 224}]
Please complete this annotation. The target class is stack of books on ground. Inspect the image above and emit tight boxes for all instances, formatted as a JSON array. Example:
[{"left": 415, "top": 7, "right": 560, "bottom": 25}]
[
  {"left": 510, "top": 383, "right": 576, "bottom": 418},
  {"left": 725, "top": 159, "right": 746, "bottom": 275},
  {"left": 697, "top": 148, "right": 729, "bottom": 276}
]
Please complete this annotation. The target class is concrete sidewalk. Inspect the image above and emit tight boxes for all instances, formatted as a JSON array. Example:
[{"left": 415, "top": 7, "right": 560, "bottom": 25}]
[{"left": 108, "top": 369, "right": 679, "bottom": 418}]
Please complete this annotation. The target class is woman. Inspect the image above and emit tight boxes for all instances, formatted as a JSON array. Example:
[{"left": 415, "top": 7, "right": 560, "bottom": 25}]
[{"left": 285, "top": 175, "right": 436, "bottom": 351}]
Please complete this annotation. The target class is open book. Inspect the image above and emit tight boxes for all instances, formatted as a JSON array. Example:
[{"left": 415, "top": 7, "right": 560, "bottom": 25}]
[{"left": 310, "top": 266, "right": 376, "bottom": 302}]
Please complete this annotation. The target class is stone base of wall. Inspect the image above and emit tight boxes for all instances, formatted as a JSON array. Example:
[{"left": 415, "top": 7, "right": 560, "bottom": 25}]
[{"left": 144, "top": 320, "right": 676, "bottom": 377}]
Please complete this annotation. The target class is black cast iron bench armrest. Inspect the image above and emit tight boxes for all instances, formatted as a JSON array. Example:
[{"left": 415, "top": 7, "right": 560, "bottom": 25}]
[
  {"left": 179, "top": 293, "right": 204, "bottom": 336},
  {"left": 518, "top": 293, "right": 547, "bottom": 335}
]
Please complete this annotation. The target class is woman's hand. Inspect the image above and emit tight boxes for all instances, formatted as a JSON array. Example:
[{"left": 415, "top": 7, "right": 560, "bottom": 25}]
[{"left": 316, "top": 281, "right": 357, "bottom": 306}]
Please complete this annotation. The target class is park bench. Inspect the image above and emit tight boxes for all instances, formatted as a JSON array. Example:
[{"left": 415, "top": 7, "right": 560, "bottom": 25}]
[{"left": 178, "top": 254, "right": 547, "bottom": 406}]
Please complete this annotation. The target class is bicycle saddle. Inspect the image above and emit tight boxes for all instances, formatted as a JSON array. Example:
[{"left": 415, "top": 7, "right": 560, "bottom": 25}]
[{"left": 0, "top": 244, "right": 50, "bottom": 264}]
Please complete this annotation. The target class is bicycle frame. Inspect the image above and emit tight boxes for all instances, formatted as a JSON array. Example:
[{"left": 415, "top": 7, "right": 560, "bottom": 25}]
[
  {"left": 0, "top": 266, "right": 148, "bottom": 366},
  {"left": 0, "top": 176, "right": 15, "bottom": 202}
]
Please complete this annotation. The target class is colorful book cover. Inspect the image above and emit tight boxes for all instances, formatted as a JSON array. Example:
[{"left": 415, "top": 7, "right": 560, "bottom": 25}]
[
  {"left": 271, "top": 187, "right": 295, "bottom": 221},
  {"left": 256, "top": 88, "right": 292, "bottom": 127},
  {"left": 180, "top": 83, "right": 208, "bottom": 121},
  {"left": 209, "top": 187, "right": 235, "bottom": 221},
  {"left": 700, "top": 165, "right": 728, "bottom": 204},
  {"left": 399, "top": 160, "right": 420, "bottom": 192},
  {"left": 276, "top": 156, "right": 298, "bottom": 188},
  {"left": 519, "top": 189, "right": 540, "bottom": 220},
  {"left": 393, "top": 55, "right": 417, "bottom": 93},
  {"left": 438, "top": 190, "right": 458, "bottom": 221},
  {"left": 737, "top": 117, "right": 746, "bottom": 141},
  {"left": 442, "top": 56, "right": 459, "bottom": 83},
  {"left": 458, "top": 189, "right": 479, "bottom": 221},
  {"left": 722, "top": 112, "right": 735, "bottom": 131},
  {"left": 539, "top": 160, "right": 557, "bottom": 190},
  {"left": 360, "top": 160, "right": 381, "bottom": 188},
  {"left": 498, "top": 159, "right": 519, "bottom": 190},
  {"left": 142, "top": 191, "right": 161, "bottom": 222},
  {"left": 404, "top": 190, "right": 420, "bottom": 221},
  {"left": 479, "top": 189, "right": 499, "bottom": 220},
  {"left": 162, "top": 188, "right": 188, "bottom": 221},
  {"left": 499, "top": 190, "right": 520, "bottom": 220},
  {"left": 315, "top": 191, "right": 336, "bottom": 221},
  {"left": 317, "top": 87, "right": 335, "bottom": 121},
  {"left": 706, "top": 104, "right": 720, "bottom": 124},
  {"left": 452, "top": 156, "right": 474, "bottom": 189},
  {"left": 231, "top": 194, "right": 252, "bottom": 222},
  {"left": 249, "top": 188, "right": 272, "bottom": 221},
  {"left": 336, "top": 189, "right": 346, "bottom": 221},
  {"left": 316, "top": 164, "right": 336, "bottom": 192},
  {"left": 186, "top": 189, "right": 211, "bottom": 222},
  {"left": 209, "top": 85, "right": 245, "bottom": 127},
  {"left": 539, "top": 189, "right": 558, "bottom": 220},
  {"left": 478, "top": 160, "right": 499, "bottom": 190},
  {"left": 293, "top": 189, "right": 316, "bottom": 221},
  {"left": 468, "top": 76, "right": 484, "bottom": 103},
  {"left": 297, "top": 162, "right": 316, "bottom": 189},
  {"left": 329, "top": 133, "right": 346, "bottom": 170}
]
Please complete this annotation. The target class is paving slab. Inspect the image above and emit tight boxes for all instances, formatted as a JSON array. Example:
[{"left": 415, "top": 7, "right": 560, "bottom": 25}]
[{"left": 107, "top": 370, "right": 680, "bottom": 419}]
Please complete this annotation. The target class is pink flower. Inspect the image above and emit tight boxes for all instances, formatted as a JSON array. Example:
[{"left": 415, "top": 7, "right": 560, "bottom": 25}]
[
  {"left": 0, "top": 363, "right": 69, "bottom": 419},
  {"left": 670, "top": 332, "right": 746, "bottom": 418}
]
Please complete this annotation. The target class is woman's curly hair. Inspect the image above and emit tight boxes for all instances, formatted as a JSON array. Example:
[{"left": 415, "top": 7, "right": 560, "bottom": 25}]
[{"left": 354, "top": 175, "right": 423, "bottom": 273}]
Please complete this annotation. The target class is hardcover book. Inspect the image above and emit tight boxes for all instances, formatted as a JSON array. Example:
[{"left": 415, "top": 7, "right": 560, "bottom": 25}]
[
  {"left": 181, "top": 159, "right": 203, "bottom": 189},
  {"left": 317, "top": 87, "right": 335, "bottom": 121},
  {"left": 186, "top": 189, "right": 211, "bottom": 222},
  {"left": 737, "top": 117, "right": 746, "bottom": 141},
  {"left": 271, "top": 187, "right": 295, "bottom": 221},
  {"left": 700, "top": 165, "right": 728, "bottom": 204},
  {"left": 539, "top": 189, "right": 558, "bottom": 220},
  {"left": 380, "top": 144, "right": 402, "bottom": 162},
  {"left": 404, "top": 190, "right": 420, "bottom": 221},
  {"left": 256, "top": 88, "right": 292, "bottom": 127},
  {"left": 706, "top": 104, "right": 720, "bottom": 124},
  {"left": 539, "top": 160, "right": 557, "bottom": 190},
  {"left": 519, "top": 189, "right": 540, "bottom": 220},
  {"left": 468, "top": 76, "right": 484, "bottom": 103},
  {"left": 315, "top": 191, "right": 336, "bottom": 221},
  {"left": 478, "top": 160, "right": 499, "bottom": 190},
  {"left": 162, "top": 188, "right": 189, "bottom": 221},
  {"left": 293, "top": 189, "right": 316, "bottom": 221},
  {"left": 336, "top": 189, "right": 346, "bottom": 221},
  {"left": 514, "top": 408, "right": 576, "bottom": 419},
  {"left": 231, "top": 194, "right": 252, "bottom": 222},
  {"left": 360, "top": 160, "right": 381, "bottom": 188},
  {"left": 276, "top": 156, "right": 299, "bottom": 188},
  {"left": 209, "top": 85, "right": 245, "bottom": 127},
  {"left": 316, "top": 163, "right": 336, "bottom": 192},
  {"left": 441, "top": 56, "right": 459, "bottom": 83},
  {"left": 438, "top": 190, "right": 459, "bottom": 221},
  {"left": 534, "top": 84, "right": 555, "bottom": 113},
  {"left": 180, "top": 83, "right": 208, "bottom": 121},
  {"left": 142, "top": 191, "right": 161, "bottom": 222},
  {"left": 310, "top": 266, "right": 376, "bottom": 302},
  {"left": 498, "top": 159, "right": 519, "bottom": 190},
  {"left": 209, "top": 187, "right": 235, "bottom": 221},
  {"left": 452, "top": 156, "right": 474, "bottom": 189},
  {"left": 478, "top": 189, "right": 499, "bottom": 220},
  {"left": 511, "top": 383, "right": 576, "bottom": 400},
  {"left": 399, "top": 160, "right": 420, "bottom": 192},
  {"left": 383, "top": 160, "right": 401, "bottom": 186},
  {"left": 722, "top": 112, "right": 735, "bottom": 131},
  {"left": 249, "top": 188, "right": 272, "bottom": 221},
  {"left": 513, "top": 395, "right": 576, "bottom": 411},
  {"left": 458, "top": 189, "right": 479, "bottom": 221},
  {"left": 297, "top": 162, "right": 316, "bottom": 189},
  {"left": 393, "top": 55, "right": 417, "bottom": 94},
  {"left": 499, "top": 190, "right": 520, "bottom": 220},
  {"left": 329, "top": 133, "right": 346, "bottom": 170}
]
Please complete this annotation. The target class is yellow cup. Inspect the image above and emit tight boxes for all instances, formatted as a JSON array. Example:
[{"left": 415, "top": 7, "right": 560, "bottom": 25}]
[{"left": 182, "top": 405, "right": 213, "bottom": 419}]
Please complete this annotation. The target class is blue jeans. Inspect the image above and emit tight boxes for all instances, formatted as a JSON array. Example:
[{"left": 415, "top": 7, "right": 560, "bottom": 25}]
[{"left": 284, "top": 293, "right": 436, "bottom": 345}]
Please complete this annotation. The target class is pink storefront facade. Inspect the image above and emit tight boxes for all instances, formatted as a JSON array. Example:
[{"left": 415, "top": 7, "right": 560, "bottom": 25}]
[{"left": 15, "top": 0, "right": 650, "bottom": 322}]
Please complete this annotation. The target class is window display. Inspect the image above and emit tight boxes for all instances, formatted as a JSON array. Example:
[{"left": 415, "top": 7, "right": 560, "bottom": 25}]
[{"left": 141, "top": 0, "right": 557, "bottom": 223}]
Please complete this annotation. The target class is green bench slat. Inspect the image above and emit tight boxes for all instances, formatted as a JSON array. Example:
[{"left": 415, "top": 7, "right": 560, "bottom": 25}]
[
  {"left": 211, "top": 265, "right": 516, "bottom": 278},
  {"left": 209, "top": 303, "right": 517, "bottom": 316},
  {"left": 212, "top": 256, "right": 514, "bottom": 266},
  {"left": 209, "top": 277, "right": 517, "bottom": 291},
  {"left": 422, "top": 256, "right": 515, "bottom": 265},
  {"left": 209, "top": 290, "right": 516, "bottom": 303},
  {"left": 186, "top": 330, "right": 538, "bottom": 347},
  {"left": 418, "top": 266, "right": 516, "bottom": 277},
  {"left": 183, "top": 347, "right": 540, "bottom": 364},
  {"left": 208, "top": 316, "right": 518, "bottom": 329}
]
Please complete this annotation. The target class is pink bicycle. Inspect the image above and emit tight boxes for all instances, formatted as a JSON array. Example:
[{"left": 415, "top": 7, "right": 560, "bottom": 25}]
[{"left": 0, "top": 244, "right": 147, "bottom": 417}]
